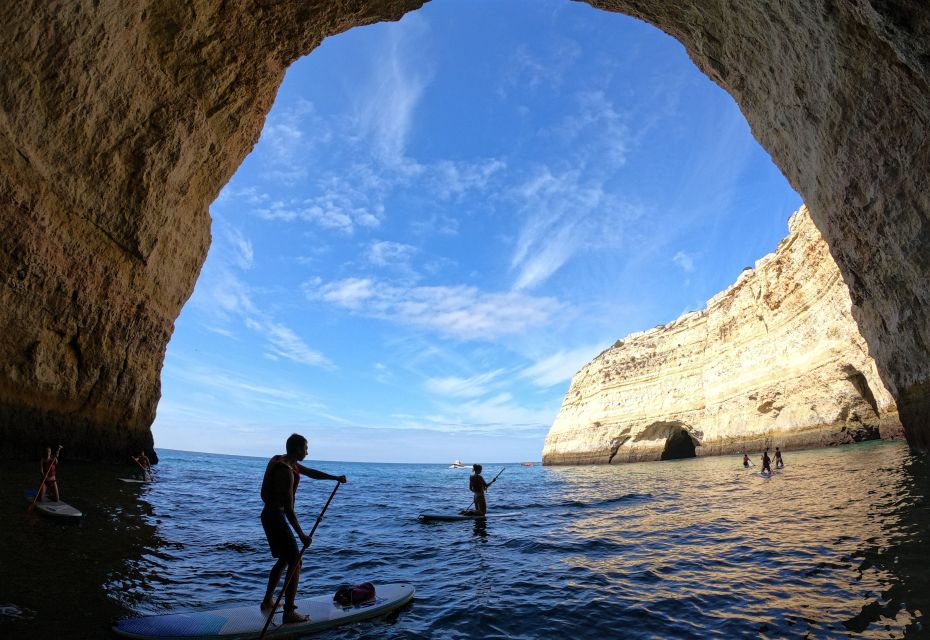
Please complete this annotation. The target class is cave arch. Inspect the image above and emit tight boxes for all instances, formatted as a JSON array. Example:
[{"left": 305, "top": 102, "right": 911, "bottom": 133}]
[
  {"left": 0, "top": 1, "right": 928, "bottom": 459},
  {"left": 661, "top": 426, "right": 697, "bottom": 461}
]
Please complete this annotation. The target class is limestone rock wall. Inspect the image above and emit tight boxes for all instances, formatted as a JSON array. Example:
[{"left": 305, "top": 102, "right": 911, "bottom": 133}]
[
  {"left": 1, "top": 1, "right": 928, "bottom": 459},
  {"left": 0, "top": 1, "right": 425, "bottom": 460},
  {"left": 542, "top": 207, "right": 903, "bottom": 465}
]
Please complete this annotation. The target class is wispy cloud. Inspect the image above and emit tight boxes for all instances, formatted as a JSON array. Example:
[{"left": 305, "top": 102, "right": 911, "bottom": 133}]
[
  {"left": 304, "top": 277, "right": 562, "bottom": 341},
  {"left": 352, "top": 16, "right": 432, "bottom": 169},
  {"left": 244, "top": 318, "right": 334, "bottom": 369},
  {"left": 502, "top": 41, "right": 582, "bottom": 94},
  {"left": 255, "top": 100, "right": 331, "bottom": 184},
  {"left": 367, "top": 240, "right": 417, "bottom": 267},
  {"left": 519, "top": 344, "right": 606, "bottom": 388},
  {"left": 423, "top": 369, "right": 506, "bottom": 398},
  {"left": 557, "top": 91, "right": 630, "bottom": 169},
  {"left": 673, "top": 251, "right": 695, "bottom": 273},
  {"left": 510, "top": 167, "right": 643, "bottom": 290},
  {"left": 428, "top": 159, "right": 506, "bottom": 201}
]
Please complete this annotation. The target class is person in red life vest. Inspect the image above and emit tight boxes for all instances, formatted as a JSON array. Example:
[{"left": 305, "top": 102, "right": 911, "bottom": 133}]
[
  {"left": 38, "top": 446, "right": 60, "bottom": 502},
  {"left": 259, "top": 433, "right": 346, "bottom": 623},
  {"left": 469, "top": 464, "right": 489, "bottom": 516}
]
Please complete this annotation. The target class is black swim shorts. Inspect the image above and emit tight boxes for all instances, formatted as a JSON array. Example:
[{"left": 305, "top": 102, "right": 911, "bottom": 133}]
[{"left": 261, "top": 507, "right": 298, "bottom": 559}]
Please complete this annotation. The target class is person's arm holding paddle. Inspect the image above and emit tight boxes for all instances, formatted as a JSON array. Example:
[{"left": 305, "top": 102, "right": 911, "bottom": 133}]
[{"left": 295, "top": 462, "right": 347, "bottom": 485}]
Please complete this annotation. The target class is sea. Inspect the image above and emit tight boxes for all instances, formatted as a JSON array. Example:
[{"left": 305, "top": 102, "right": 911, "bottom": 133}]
[{"left": 1, "top": 440, "right": 928, "bottom": 639}]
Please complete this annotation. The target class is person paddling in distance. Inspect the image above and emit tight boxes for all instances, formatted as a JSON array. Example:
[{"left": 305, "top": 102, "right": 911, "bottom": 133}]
[
  {"left": 774, "top": 446, "right": 784, "bottom": 469},
  {"left": 38, "top": 446, "right": 61, "bottom": 502},
  {"left": 132, "top": 450, "right": 152, "bottom": 480},
  {"left": 259, "top": 433, "right": 347, "bottom": 623},
  {"left": 468, "top": 464, "right": 490, "bottom": 516},
  {"left": 742, "top": 453, "right": 754, "bottom": 469},
  {"left": 760, "top": 449, "right": 773, "bottom": 474}
]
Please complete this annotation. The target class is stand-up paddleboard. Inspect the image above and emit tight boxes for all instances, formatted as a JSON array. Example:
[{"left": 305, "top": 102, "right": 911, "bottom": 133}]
[
  {"left": 418, "top": 511, "right": 522, "bottom": 522},
  {"left": 24, "top": 489, "right": 83, "bottom": 520},
  {"left": 113, "top": 582, "right": 415, "bottom": 639},
  {"left": 119, "top": 478, "right": 151, "bottom": 483}
]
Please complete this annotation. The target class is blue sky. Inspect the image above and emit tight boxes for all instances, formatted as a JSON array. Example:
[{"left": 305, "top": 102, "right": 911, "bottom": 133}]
[{"left": 152, "top": 0, "right": 801, "bottom": 463}]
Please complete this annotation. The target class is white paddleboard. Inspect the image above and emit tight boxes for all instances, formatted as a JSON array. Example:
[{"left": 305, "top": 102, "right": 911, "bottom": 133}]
[
  {"left": 24, "top": 489, "right": 83, "bottom": 520},
  {"left": 113, "top": 582, "right": 415, "bottom": 639},
  {"left": 119, "top": 478, "right": 151, "bottom": 483}
]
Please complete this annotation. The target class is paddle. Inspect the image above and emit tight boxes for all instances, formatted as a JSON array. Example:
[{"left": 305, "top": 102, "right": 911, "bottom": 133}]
[
  {"left": 131, "top": 455, "right": 152, "bottom": 481},
  {"left": 258, "top": 480, "right": 342, "bottom": 640},
  {"left": 28, "top": 445, "right": 62, "bottom": 512},
  {"left": 459, "top": 467, "right": 505, "bottom": 514}
]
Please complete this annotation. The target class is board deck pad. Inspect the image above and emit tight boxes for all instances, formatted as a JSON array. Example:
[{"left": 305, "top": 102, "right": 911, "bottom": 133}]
[
  {"left": 24, "top": 489, "right": 83, "bottom": 519},
  {"left": 113, "top": 582, "right": 414, "bottom": 639}
]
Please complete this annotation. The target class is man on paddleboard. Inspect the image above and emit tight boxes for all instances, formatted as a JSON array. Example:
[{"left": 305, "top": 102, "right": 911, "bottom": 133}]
[
  {"left": 761, "top": 449, "right": 772, "bottom": 474},
  {"left": 469, "top": 464, "right": 489, "bottom": 516},
  {"left": 260, "top": 433, "right": 347, "bottom": 623}
]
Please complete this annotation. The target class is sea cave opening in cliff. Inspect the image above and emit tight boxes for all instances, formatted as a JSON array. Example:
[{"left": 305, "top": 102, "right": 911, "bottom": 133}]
[
  {"left": 660, "top": 427, "right": 697, "bottom": 460},
  {"left": 151, "top": 0, "right": 801, "bottom": 464}
]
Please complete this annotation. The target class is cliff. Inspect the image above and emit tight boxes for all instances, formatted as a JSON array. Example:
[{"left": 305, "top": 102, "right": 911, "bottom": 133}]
[{"left": 542, "top": 206, "right": 903, "bottom": 465}]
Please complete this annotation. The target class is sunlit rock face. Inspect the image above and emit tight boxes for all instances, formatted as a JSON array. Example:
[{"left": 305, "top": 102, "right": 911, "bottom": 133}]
[
  {"left": 1, "top": 1, "right": 928, "bottom": 459},
  {"left": 542, "top": 207, "right": 903, "bottom": 465}
]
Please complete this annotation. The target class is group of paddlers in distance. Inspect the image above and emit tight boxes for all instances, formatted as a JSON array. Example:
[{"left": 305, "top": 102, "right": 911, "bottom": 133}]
[
  {"left": 742, "top": 446, "right": 785, "bottom": 474},
  {"left": 30, "top": 445, "right": 154, "bottom": 509}
]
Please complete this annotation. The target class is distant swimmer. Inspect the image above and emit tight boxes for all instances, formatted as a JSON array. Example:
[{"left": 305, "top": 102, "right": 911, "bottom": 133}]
[
  {"left": 774, "top": 447, "right": 784, "bottom": 469},
  {"left": 259, "top": 433, "right": 347, "bottom": 623},
  {"left": 742, "top": 453, "right": 754, "bottom": 468},
  {"left": 761, "top": 449, "right": 772, "bottom": 474}
]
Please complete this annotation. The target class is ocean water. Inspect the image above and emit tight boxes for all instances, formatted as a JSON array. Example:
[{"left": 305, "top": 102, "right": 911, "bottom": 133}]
[{"left": 1, "top": 440, "right": 928, "bottom": 639}]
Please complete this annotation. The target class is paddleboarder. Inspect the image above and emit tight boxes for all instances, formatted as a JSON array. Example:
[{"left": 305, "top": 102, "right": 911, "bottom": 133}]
[
  {"left": 742, "top": 453, "right": 753, "bottom": 468},
  {"left": 132, "top": 450, "right": 152, "bottom": 480},
  {"left": 468, "top": 464, "right": 489, "bottom": 516},
  {"left": 38, "top": 446, "right": 60, "bottom": 502},
  {"left": 259, "top": 433, "right": 347, "bottom": 623},
  {"left": 760, "top": 449, "right": 772, "bottom": 474},
  {"left": 774, "top": 446, "right": 784, "bottom": 469}
]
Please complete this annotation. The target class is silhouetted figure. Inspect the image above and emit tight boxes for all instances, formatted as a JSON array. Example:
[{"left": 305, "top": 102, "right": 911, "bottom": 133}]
[
  {"left": 761, "top": 449, "right": 772, "bottom": 474},
  {"left": 259, "top": 433, "right": 346, "bottom": 623}
]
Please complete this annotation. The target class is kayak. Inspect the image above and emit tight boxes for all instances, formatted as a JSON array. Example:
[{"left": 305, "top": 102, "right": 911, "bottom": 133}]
[
  {"left": 113, "top": 582, "right": 415, "bottom": 639},
  {"left": 24, "top": 489, "right": 83, "bottom": 520}
]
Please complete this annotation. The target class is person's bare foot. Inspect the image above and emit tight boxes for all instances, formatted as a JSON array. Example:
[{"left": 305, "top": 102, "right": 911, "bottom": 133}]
[{"left": 283, "top": 608, "right": 309, "bottom": 623}]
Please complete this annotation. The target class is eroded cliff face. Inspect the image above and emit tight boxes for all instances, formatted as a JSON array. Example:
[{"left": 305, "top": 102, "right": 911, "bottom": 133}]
[
  {"left": 542, "top": 207, "right": 903, "bottom": 465},
  {"left": 1, "top": 1, "right": 928, "bottom": 460}
]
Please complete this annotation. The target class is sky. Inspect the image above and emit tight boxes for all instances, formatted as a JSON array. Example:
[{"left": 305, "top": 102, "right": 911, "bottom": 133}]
[{"left": 152, "top": 0, "right": 802, "bottom": 463}]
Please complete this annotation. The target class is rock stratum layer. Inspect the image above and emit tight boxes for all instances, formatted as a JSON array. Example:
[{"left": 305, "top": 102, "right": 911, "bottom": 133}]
[
  {"left": 542, "top": 207, "right": 903, "bottom": 465},
  {"left": 1, "top": 1, "right": 928, "bottom": 460}
]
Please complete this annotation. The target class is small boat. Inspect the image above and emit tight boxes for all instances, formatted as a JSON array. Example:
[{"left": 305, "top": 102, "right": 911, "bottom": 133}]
[
  {"left": 520, "top": 462, "right": 534, "bottom": 467},
  {"left": 449, "top": 460, "right": 466, "bottom": 469}
]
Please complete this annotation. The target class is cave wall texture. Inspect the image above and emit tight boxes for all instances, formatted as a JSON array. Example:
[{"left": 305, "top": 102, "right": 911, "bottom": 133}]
[{"left": 0, "top": 1, "right": 927, "bottom": 460}]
